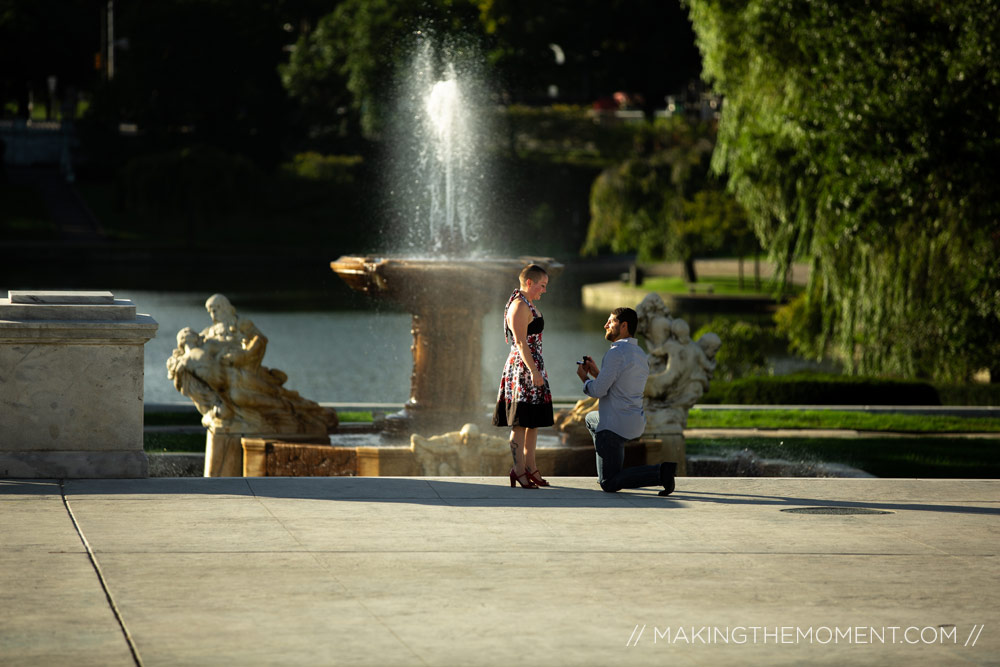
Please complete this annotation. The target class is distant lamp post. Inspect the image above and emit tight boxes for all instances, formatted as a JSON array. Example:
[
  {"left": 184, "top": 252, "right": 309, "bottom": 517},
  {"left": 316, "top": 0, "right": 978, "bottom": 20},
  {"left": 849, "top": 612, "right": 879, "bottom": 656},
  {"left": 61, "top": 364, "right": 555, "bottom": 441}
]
[
  {"left": 106, "top": 0, "right": 115, "bottom": 80},
  {"left": 46, "top": 75, "right": 57, "bottom": 121}
]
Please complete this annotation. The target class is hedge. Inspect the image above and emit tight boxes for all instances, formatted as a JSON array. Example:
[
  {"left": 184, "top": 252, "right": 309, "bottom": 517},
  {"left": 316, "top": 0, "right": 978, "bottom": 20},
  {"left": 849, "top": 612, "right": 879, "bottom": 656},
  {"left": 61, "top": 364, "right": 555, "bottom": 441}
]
[{"left": 700, "top": 373, "right": 999, "bottom": 406}]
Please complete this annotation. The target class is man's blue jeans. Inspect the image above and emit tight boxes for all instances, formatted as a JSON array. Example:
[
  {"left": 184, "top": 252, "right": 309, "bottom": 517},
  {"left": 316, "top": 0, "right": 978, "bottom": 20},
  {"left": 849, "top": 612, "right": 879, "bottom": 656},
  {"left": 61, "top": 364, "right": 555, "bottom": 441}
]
[{"left": 585, "top": 411, "right": 662, "bottom": 492}]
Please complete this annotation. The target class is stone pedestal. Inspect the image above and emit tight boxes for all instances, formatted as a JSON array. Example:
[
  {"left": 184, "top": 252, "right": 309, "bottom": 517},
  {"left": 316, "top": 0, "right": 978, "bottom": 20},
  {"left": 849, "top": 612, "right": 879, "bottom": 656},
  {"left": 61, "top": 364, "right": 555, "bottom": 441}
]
[
  {"left": 0, "top": 290, "right": 157, "bottom": 478},
  {"left": 640, "top": 433, "right": 687, "bottom": 476},
  {"left": 356, "top": 446, "right": 419, "bottom": 476},
  {"left": 354, "top": 440, "right": 599, "bottom": 477},
  {"left": 204, "top": 432, "right": 244, "bottom": 477},
  {"left": 205, "top": 432, "right": 331, "bottom": 477},
  {"left": 242, "top": 438, "right": 356, "bottom": 477}
]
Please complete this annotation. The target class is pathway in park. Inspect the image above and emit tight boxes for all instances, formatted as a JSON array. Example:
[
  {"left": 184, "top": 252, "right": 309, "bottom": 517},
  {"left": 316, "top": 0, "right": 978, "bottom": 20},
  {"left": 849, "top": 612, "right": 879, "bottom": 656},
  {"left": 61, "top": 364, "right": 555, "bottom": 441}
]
[{"left": 2, "top": 476, "right": 997, "bottom": 666}]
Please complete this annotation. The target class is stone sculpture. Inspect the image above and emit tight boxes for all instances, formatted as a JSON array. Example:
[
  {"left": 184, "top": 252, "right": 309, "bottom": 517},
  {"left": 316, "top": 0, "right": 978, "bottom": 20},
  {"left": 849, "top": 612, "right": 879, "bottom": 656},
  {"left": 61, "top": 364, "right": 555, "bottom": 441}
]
[
  {"left": 643, "top": 319, "right": 721, "bottom": 433},
  {"left": 638, "top": 293, "right": 721, "bottom": 433},
  {"left": 551, "top": 397, "right": 598, "bottom": 446},
  {"left": 409, "top": 423, "right": 510, "bottom": 476},
  {"left": 167, "top": 294, "right": 337, "bottom": 436}
]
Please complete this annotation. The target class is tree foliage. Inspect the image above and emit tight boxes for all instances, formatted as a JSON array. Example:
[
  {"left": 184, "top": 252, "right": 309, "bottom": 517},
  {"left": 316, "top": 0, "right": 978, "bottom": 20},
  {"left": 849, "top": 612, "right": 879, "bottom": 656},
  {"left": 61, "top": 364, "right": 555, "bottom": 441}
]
[
  {"left": 582, "top": 117, "right": 751, "bottom": 282},
  {"left": 684, "top": 0, "right": 1000, "bottom": 381},
  {"left": 281, "top": 0, "right": 483, "bottom": 138},
  {"left": 280, "top": 0, "right": 703, "bottom": 137},
  {"left": 693, "top": 317, "right": 779, "bottom": 381}
]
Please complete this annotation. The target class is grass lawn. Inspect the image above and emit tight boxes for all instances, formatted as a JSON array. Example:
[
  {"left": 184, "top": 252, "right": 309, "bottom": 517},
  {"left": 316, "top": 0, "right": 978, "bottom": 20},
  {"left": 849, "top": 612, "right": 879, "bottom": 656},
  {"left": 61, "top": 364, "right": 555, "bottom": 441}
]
[
  {"left": 687, "top": 437, "right": 1000, "bottom": 479},
  {"left": 687, "top": 408, "right": 1000, "bottom": 433}
]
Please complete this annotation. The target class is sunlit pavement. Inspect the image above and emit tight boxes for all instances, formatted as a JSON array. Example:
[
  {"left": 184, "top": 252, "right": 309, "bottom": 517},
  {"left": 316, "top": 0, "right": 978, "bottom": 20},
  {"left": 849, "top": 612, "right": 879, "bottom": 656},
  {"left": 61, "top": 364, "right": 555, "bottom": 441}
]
[{"left": 2, "top": 476, "right": 997, "bottom": 666}]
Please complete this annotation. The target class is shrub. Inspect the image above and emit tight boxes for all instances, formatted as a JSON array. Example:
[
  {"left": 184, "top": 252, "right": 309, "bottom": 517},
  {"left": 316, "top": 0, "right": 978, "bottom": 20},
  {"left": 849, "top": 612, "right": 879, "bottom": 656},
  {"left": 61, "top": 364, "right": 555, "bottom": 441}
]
[
  {"left": 118, "top": 145, "right": 263, "bottom": 222},
  {"left": 693, "top": 317, "right": 781, "bottom": 380},
  {"left": 700, "top": 373, "right": 942, "bottom": 405},
  {"left": 935, "top": 384, "right": 1000, "bottom": 407},
  {"left": 281, "top": 152, "right": 362, "bottom": 183}
]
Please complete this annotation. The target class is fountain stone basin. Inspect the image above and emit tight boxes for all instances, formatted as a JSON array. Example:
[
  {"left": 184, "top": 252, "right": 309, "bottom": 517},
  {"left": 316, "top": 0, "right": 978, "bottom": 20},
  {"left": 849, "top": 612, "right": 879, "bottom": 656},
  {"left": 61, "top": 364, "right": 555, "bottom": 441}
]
[{"left": 331, "top": 255, "right": 563, "bottom": 433}]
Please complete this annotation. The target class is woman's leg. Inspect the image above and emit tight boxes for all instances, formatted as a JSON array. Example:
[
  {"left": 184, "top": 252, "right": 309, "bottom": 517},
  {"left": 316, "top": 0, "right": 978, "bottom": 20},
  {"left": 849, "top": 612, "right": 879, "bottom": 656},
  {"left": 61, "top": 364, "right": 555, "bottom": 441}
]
[
  {"left": 523, "top": 428, "right": 538, "bottom": 472},
  {"left": 509, "top": 426, "right": 527, "bottom": 474}
]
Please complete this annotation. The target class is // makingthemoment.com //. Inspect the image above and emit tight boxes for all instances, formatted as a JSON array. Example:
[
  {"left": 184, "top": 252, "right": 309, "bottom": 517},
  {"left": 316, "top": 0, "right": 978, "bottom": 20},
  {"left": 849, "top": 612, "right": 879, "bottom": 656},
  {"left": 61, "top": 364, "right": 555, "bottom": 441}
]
[{"left": 625, "top": 624, "right": 985, "bottom": 647}]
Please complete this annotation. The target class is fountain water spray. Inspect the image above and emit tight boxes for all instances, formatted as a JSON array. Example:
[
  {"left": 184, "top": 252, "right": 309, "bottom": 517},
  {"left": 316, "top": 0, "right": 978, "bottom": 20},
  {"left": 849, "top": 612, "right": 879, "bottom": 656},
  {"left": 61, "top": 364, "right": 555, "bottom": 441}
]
[
  {"left": 424, "top": 75, "right": 467, "bottom": 248},
  {"left": 394, "top": 42, "right": 488, "bottom": 257}
]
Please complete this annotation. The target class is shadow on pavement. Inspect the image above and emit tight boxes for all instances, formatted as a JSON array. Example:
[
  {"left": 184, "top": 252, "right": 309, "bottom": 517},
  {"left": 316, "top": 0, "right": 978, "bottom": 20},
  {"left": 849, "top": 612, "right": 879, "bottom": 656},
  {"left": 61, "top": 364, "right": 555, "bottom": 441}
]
[
  {"left": 671, "top": 489, "right": 1000, "bottom": 516},
  {"left": 0, "top": 477, "right": 682, "bottom": 510},
  {"left": 4, "top": 478, "right": 998, "bottom": 514}
]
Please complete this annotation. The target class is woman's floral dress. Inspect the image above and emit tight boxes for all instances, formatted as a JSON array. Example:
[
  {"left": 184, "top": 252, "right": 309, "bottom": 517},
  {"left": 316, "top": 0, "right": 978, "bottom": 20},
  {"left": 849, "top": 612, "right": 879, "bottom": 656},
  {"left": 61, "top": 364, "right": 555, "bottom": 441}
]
[{"left": 492, "top": 290, "right": 554, "bottom": 428}]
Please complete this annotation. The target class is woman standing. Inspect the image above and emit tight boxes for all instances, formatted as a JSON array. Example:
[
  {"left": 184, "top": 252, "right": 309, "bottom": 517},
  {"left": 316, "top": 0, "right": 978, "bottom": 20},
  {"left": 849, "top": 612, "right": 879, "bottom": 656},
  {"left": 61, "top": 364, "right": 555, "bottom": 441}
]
[{"left": 493, "top": 264, "right": 554, "bottom": 488}]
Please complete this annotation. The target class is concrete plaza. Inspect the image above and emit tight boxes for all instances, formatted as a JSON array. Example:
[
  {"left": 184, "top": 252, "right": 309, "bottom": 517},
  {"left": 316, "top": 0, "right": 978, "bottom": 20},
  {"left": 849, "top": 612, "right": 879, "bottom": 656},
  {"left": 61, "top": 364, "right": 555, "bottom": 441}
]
[{"left": 1, "top": 476, "right": 997, "bottom": 666}]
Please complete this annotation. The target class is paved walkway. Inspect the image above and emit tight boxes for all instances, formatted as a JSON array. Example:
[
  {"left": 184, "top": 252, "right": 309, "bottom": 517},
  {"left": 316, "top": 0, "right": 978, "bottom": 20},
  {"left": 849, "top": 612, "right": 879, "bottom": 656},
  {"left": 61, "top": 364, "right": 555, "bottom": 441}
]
[{"left": 2, "top": 477, "right": 998, "bottom": 666}]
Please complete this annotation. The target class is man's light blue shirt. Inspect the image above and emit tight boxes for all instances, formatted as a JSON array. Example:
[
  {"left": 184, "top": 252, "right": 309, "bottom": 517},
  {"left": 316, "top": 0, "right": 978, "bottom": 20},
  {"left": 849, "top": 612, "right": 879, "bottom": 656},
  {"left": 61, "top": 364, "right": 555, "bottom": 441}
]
[{"left": 583, "top": 337, "right": 648, "bottom": 440}]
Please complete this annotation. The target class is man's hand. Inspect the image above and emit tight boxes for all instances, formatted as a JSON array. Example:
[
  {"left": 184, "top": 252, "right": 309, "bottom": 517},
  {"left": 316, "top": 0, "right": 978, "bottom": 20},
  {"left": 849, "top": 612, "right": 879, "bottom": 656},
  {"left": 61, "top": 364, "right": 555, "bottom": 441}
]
[
  {"left": 582, "top": 356, "right": 599, "bottom": 376},
  {"left": 576, "top": 362, "right": 589, "bottom": 382}
]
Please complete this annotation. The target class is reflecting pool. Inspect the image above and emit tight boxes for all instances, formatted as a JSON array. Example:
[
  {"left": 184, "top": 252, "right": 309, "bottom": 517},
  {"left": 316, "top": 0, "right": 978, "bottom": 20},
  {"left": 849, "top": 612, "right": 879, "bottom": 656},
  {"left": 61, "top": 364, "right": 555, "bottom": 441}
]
[{"left": 123, "top": 290, "right": 611, "bottom": 406}]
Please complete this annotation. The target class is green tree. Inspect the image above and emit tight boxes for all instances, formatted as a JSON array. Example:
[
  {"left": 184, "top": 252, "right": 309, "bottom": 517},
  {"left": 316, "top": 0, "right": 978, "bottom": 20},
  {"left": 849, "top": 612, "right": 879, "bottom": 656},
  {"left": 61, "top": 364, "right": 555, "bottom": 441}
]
[
  {"left": 583, "top": 117, "right": 748, "bottom": 283},
  {"left": 282, "top": 1, "right": 703, "bottom": 137},
  {"left": 681, "top": 188, "right": 755, "bottom": 285},
  {"left": 280, "top": 0, "right": 482, "bottom": 138},
  {"left": 684, "top": 0, "right": 1000, "bottom": 382}
]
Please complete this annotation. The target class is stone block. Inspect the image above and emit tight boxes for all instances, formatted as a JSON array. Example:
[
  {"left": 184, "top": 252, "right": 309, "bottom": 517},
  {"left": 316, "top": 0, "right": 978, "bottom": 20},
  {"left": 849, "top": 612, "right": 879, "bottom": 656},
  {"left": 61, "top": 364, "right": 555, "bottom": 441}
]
[
  {"left": 356, "top": 447, "right": 418, "bottom": 476},
  {"left": 8, "top": 290, "right": 115, "bottom": 305},
  {"left": 535, "top": 444, "right": 597, "bottom": 477},
  {"left": 0, "top": 290, "right": 157, "bottom": 478},
  {"left": 242, "top": 438, "right": 357, "bottom": 477}
]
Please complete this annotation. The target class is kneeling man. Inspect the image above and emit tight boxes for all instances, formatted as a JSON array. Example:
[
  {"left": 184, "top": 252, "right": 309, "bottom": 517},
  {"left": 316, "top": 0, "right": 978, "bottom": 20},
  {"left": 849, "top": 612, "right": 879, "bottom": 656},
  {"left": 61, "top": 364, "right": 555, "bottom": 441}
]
[{"left": 576, "top": 307, "right": 676, "bottom": 496}]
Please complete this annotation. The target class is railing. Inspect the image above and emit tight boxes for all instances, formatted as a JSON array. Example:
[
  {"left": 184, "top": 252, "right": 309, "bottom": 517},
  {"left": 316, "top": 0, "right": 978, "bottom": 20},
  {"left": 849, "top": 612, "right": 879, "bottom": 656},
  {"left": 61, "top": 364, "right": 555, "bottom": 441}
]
[{"left": 0, "top": 119, "right": 74, "bottom": 166}]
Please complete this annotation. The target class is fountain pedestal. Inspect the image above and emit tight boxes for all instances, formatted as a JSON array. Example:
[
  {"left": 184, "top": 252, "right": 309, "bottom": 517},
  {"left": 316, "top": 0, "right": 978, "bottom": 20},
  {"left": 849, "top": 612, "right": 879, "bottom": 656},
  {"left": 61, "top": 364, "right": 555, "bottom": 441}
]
[
  {"left": 331, "top": 255, "right": 562, "bottom": 433},
  {"left": 405, "top": 306, "right": 482, "bottom": 425}
]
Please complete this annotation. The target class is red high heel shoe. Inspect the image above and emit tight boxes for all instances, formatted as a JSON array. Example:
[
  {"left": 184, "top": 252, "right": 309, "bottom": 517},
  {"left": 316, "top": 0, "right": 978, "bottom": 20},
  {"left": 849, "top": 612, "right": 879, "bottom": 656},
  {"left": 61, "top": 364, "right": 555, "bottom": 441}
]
[
  {"left": 509, "top": 468, "right": 539, "bottom": 489},
  {"left": 525, "top": 468, "right": 550, "bottom": 487}
]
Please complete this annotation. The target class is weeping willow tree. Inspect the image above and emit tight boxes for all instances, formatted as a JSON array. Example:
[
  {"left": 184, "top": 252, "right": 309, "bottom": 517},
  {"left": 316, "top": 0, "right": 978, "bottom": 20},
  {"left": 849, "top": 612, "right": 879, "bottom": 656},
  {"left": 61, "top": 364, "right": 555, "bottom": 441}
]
[{"left": 683, "top": 0, "right": 1000, "bottom": 381}]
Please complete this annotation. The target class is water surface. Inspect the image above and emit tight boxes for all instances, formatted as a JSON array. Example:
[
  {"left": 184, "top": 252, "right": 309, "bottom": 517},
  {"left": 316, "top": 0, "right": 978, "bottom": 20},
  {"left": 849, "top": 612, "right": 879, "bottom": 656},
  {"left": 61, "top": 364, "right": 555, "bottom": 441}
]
[{"left": 124, "top": 291, "right": 610, "bottom": 406}]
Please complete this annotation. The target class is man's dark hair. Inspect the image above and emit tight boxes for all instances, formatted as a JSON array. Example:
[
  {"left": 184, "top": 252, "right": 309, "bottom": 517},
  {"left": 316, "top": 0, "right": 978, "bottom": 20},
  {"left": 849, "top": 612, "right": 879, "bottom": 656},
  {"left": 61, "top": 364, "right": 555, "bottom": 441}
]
[{"left": 611, "top": 307, "right": 639, "bottom": 337}]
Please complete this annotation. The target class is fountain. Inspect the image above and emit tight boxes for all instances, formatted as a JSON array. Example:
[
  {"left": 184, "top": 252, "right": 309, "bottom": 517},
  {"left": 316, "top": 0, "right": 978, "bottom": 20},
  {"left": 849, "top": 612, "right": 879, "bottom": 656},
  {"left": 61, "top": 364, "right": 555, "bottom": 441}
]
[{"left": 332, "top": 39, "right": 562, "bottom": 433}]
